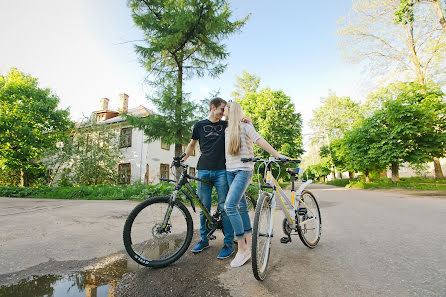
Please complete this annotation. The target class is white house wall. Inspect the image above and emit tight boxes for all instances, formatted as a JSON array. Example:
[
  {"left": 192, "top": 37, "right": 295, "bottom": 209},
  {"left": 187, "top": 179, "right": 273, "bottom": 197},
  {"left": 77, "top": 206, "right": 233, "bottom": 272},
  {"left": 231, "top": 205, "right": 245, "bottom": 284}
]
[{"left": 119, "top": 126, "right": 199, "bottom": 184}]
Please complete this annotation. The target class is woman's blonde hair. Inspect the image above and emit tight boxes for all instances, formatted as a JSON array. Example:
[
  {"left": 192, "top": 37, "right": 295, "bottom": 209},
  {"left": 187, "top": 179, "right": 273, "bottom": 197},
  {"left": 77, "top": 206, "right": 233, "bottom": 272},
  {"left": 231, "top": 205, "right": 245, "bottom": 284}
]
[{"left": 227, "top": 101, "right": 243, "bottom": 155}]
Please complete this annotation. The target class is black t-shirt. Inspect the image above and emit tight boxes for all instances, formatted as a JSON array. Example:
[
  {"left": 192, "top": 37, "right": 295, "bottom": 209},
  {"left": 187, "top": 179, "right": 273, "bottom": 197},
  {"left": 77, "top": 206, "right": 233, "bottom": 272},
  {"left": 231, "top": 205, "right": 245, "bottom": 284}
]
[{"left": 192, "top": 119, "right": 228, "bottom": 170}]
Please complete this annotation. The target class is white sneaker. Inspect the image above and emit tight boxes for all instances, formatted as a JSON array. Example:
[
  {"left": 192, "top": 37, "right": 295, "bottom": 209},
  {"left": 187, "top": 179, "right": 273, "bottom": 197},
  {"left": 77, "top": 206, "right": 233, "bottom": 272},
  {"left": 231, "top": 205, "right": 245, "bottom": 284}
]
[{"left": 230, "top": 251, "right": 251, "bottom": 268}]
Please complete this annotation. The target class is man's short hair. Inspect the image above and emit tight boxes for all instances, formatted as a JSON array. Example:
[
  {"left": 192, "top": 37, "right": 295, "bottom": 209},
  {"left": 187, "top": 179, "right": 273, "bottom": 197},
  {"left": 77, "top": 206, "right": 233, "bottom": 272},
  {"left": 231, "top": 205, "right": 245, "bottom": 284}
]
[{"left": 209, "top": 97, "right": 227, "bottom": 111}]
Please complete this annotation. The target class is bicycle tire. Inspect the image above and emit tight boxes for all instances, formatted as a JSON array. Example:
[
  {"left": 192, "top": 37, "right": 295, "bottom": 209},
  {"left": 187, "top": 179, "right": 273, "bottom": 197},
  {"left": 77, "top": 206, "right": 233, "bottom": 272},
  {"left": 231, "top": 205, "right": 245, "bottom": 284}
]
[
  {"left": 296, "top": 190, "right": 321, "bottom": 248},
  {"left": 123, "top": 196, "right": 193, "bottom": 268},
  {"left": 252, "top": 192, "right": 274, "bottom": 281}
]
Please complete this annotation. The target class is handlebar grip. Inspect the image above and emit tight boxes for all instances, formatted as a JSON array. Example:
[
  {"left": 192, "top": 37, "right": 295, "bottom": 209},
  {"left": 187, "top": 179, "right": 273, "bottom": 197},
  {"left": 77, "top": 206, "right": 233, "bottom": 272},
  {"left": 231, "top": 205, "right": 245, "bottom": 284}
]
[
  {"left": 241, "top": 158, "right": 251, "bottom": 163},
  {"left": 174, "top": 153, "right": 186, "bottom": 160}
]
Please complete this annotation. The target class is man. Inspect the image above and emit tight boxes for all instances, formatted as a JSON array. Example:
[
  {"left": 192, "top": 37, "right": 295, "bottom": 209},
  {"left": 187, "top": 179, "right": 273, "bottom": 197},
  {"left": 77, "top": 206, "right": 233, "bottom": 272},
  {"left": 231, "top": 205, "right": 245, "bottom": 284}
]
[{"left": 182, "top": 97, "right": 234, "bottom": 259}]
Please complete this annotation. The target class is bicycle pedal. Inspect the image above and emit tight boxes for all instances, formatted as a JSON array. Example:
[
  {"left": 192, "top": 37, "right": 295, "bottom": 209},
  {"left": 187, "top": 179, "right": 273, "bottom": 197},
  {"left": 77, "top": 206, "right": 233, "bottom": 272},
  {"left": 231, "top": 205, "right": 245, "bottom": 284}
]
[
  {"left": 207, "top": 235, "right": 216, "bottom": 240},
  {"left": 280, "top": 237, "right": 291, "bottom": 244}
]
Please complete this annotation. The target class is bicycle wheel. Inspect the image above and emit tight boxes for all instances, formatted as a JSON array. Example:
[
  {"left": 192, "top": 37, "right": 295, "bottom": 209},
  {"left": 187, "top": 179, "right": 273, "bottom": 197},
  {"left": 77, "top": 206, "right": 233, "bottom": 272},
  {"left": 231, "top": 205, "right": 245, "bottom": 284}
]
[
  {"left": 252, "top": 192, "right": 274, "bottom": 281},
  {"left": 296, "top": 190, "right": 321, "bottom": 248},
  {"left": 123, "top": 196, "right": 193, "bottom": 268}
]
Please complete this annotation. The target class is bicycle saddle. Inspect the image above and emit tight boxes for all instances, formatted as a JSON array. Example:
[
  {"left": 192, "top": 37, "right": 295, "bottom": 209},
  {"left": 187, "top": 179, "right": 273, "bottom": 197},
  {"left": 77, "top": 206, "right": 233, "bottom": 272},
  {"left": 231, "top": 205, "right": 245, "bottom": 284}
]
[{"left": 286, "top": 168, "right": 301, "bottom": 175}]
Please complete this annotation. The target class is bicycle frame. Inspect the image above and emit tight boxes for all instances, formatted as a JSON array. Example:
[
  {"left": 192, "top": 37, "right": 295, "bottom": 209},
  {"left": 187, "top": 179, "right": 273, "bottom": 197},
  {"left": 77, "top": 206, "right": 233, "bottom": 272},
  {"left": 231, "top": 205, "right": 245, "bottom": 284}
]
[
  {"left": 263, "top": 168, "right": 314, "bottom": 230},
  {"left": 160, "top": 166, "right": 216, "bottom": 230}
]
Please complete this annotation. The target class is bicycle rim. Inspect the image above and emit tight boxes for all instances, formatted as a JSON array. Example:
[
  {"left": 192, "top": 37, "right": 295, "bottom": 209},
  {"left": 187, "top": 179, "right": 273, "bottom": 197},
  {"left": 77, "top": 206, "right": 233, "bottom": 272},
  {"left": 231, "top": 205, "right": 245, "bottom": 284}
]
[
  {"left": 252, "top": 193, "right": 273, "bottom": 281},
  {"left": 297, "top": 191, "right": 321, "bottom": 248},
  {"left": 123, "top": 196, "right": 193, "bottom": 268}
]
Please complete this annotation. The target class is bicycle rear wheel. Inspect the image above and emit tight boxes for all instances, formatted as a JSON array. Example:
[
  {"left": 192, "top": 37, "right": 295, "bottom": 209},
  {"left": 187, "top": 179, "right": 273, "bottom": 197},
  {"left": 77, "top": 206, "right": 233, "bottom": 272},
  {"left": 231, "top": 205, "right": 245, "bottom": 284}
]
[
  {"left": 123, "top": 196, "right": 193, "bottom": 268},
  {"left": 252, "top": 192, "right": 274, "bottom": 281},
  {"left": 296, "top": 190, "right": 321, "bottom": 248}
]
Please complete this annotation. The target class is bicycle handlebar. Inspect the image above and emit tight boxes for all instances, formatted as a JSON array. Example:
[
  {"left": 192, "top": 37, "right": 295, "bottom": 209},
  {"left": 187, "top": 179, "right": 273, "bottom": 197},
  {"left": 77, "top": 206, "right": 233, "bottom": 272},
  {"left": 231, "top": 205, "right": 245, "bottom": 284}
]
[{"left": 241, "top": 157, "right": 301, "bottom": 164}]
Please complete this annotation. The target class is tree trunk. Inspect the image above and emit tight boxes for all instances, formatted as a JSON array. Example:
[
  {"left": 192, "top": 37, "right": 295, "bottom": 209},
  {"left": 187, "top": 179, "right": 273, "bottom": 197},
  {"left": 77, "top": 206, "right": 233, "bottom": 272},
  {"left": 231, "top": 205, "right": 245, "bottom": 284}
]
[
  {"left": 337, "top": 171, "right": 342, "bottom": 179},
  {"left": 348, "top": 171, "right": 354, "bottom": 180},
  {"left": 391, "top": 162, "right": 400, "bottom": 183},
  {"left": 433, "top": 157, "right": 445, "bottom": 180},
  {"left": 432, "top": 1, "right": 446, "bottom": 35},
  {"left": 365, "top": 170, "right": 370, "bottom": 183},
  {"left": 20, "top": 168, "right": 29, "bottom": 187},
  {"left": 331, "top": 171, "right": 336, "bottom": 180},
  {"left": 174, "top": 63, "right": 184, "bottom": 181}
]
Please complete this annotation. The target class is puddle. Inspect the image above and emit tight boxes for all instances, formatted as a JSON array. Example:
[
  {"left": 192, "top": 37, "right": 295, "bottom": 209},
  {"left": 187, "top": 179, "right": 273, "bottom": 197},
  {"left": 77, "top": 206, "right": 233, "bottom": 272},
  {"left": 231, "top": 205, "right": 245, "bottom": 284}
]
[{"left": 0, "top": 257, "right": 145, "bottom": 297}]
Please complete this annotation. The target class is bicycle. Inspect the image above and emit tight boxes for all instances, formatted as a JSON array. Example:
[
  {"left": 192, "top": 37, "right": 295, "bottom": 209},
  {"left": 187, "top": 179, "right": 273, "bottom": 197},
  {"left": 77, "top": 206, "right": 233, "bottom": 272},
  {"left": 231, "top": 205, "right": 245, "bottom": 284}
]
[
  {"left": 241, "top": 157, "right": 322, "bottom": 280},
  {"left": 123, "top": 153, "right": 257, "bottom": 268}
]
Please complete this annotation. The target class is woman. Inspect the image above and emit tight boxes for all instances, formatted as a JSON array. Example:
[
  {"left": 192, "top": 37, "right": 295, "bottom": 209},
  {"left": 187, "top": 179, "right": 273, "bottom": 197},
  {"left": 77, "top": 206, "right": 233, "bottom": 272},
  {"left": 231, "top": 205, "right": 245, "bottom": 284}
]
[{"left": 224, "top": 101, "right": 288, "bottom": 268}]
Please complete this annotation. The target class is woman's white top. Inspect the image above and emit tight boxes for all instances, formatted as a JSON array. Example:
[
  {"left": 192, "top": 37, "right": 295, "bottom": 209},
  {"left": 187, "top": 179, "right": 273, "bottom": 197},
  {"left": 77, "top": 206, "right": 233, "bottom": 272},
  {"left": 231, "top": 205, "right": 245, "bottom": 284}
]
[{"left": 225, "top": 122, "right": 262, "bottom": 171}]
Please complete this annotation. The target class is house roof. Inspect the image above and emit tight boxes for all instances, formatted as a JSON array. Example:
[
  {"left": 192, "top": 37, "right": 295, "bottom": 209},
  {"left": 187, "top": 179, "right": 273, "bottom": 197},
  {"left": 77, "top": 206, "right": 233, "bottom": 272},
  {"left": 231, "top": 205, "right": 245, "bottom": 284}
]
[
  {"left": 99, "top": 105, "right": 153, "bottom": 125},
  {"left": 75, "top": 105, "right": 154, "bottom": 128}
]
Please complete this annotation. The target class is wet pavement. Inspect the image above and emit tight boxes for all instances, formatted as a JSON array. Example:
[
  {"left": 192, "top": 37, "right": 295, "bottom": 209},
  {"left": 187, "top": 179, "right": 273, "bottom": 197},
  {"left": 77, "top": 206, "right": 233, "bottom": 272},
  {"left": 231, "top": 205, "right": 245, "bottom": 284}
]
[
  {"left": 0, "top": 258, "right": 130, "bottom": 297},
  {"left": 1, "top": 185, "right": 446, "bottom": 296}
]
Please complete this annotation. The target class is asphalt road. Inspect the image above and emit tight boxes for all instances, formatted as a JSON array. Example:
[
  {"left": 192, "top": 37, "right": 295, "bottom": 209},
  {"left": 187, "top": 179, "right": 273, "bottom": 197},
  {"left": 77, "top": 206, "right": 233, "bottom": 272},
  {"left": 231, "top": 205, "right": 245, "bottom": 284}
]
[{"left": 0, "top": 184, "right": 445, "bottom": 297}]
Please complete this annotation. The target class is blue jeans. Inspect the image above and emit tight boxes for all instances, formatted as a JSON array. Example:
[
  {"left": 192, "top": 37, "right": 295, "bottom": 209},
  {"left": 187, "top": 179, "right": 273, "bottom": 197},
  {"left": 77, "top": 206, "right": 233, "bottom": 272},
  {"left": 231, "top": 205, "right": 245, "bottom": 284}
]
[
  {"left": 197, "top": 170, "right": 234, "bottom": 246},
  {"left": 224, "top": 170, "right": 253, "bottom": 239}
]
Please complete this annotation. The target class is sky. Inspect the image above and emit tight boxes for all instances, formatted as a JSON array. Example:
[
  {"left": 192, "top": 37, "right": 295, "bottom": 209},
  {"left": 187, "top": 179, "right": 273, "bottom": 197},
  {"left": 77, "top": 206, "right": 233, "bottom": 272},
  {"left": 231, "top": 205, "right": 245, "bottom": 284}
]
[{"left": 0, "top": 0, "right": 367, "bottom": 148}]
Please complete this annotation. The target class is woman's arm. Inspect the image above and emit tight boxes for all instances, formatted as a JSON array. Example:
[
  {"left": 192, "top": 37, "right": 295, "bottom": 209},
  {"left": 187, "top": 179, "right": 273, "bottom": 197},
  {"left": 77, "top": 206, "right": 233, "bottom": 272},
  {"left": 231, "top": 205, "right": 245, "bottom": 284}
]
[{"left": 255, "top": 138, "right": 289, "bottom": 159}]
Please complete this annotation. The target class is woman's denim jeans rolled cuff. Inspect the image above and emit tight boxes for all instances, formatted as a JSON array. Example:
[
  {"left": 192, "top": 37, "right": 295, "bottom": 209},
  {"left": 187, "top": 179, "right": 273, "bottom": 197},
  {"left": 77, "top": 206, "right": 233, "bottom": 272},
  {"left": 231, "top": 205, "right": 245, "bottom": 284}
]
[{"left": 225, "top": 169, "right": 253, "bottom": 240}]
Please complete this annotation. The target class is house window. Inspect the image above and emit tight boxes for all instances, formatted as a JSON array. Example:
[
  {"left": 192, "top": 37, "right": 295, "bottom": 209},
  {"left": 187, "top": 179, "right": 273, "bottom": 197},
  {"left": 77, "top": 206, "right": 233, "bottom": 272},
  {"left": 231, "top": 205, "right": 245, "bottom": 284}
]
[
  {"left": 118, "top": 163, "right": 131, "bottom": 184},
  {"left": 120, "top": 127, "right": 132, "bottom": 148},
  {"left": 161, "top": 140, "right": 170, "bottom": 150},
  {"left": 189, "top": 167, "right": 196, "bottom": 177},
  {"left": 160, "top": 164, "right": 169, "bottom": 180}
]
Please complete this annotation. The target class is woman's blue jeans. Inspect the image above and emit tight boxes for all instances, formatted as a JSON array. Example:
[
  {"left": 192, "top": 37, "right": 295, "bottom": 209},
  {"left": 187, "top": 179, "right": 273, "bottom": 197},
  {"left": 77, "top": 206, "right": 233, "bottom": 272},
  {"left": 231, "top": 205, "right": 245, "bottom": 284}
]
[
  {"left": 224, "top": 170, "right": 253, "bottom": 239},
  {"left": 197, "top": 169, "right": 234, "bottom": 247}
]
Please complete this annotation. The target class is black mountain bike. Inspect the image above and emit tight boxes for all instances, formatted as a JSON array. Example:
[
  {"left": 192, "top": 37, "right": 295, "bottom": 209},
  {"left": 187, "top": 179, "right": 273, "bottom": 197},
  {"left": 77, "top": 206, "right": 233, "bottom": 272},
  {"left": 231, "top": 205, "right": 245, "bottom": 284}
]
[{"left": 123, "top": 153, "right": 257, "bottom": 268}]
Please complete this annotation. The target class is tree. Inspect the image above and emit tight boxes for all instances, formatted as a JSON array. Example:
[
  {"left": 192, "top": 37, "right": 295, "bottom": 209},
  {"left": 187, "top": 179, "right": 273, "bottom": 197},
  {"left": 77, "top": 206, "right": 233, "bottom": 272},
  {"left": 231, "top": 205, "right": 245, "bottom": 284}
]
[
  {"left": 348, "top": 81, "right": 446, "bottom": 182},
  {"left": 126, "top": 0, "right": 249, "bottom": 158},
  {"left": 343, "top": 119, "right": 387, "bottom": 182},
  {"left": 369, "top": 81, "right": 446, "bottom": 180},
  {"left": 43, "top": 122, "right": 123, "bottom": 186},
  {"left": 310, "top": 91, "right": 362, "bottom": 141},
  {"left": 0, "top": 68, "right": 72, "bottom": 187},
  {"left": 337, "top": 0, "right": 446, "bottom": 85},
  {"left": 309, "top": 92, "right": 361, "bottom": 179},
  {"left": 231, "top": 70, "right": 260, "bottom": 100},
  {"left": 239, "top": 88, "right": 303, "bottom": 159},
  {"left": 394, "top": 0, "right": 446, "bottom": 35}
]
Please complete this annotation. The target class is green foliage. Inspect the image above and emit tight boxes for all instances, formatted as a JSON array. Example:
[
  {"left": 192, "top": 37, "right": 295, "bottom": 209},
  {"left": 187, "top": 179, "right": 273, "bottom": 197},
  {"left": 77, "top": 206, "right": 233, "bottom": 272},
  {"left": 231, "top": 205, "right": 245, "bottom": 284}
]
[
  {"left": 340, "top": 81, "right": 446, "bottom": 178},
  {"left": 127, "top": 0, "right": 249, "bottom": 155},
  {"left": 231, "top": 70, "right": 260, "bottom": 100},
  {"left": 0, "top": 68, "right": 73, "bottom": 186},
  {"left": 305, "top": 159, "right": 332, "bottom": 180},
  {"left": 42, "top": 122, "right": 123, "bottom": 186},
  {"left": 239, "top": 88, "right": 303, "bottom": 158},
  {"left": 0, "top": 184, "right": 175, "bottom": 200},
  {"left": 310, "top": 92, "right": 362, "bottom": 141}
]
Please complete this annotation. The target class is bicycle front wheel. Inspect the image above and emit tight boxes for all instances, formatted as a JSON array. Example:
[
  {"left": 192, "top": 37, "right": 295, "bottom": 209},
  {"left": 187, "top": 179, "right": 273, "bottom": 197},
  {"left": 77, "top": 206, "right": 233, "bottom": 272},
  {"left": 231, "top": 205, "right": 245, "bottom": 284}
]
[
  {"left": 123, "top": 196, "right": 193, "bottom": 268},
  {"left": 296, "top": 190, "right": 321, "bottom": 248},
  {"left": 252, "top": 192, "right": 274, "bottom": 281}
]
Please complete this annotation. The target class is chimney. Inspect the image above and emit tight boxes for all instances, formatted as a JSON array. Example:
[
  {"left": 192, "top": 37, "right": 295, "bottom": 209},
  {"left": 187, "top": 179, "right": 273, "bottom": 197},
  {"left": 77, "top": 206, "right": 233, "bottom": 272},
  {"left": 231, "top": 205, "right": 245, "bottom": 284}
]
[
  {"left": 118, "top": 93, "right": 129, "bottom": 113},
  {"left": 99, "top": 98, "right": 109, "bottom": 111}
]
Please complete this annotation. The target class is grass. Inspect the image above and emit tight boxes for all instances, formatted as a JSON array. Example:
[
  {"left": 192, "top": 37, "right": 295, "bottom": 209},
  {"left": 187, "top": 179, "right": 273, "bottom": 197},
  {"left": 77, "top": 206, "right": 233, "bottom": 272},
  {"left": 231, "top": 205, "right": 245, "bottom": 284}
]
[
  {"left": 0, "top": 183, "right": 176, "bottom": 200},
  {"left": 323, "top": 177, "right": 446, "bottom": 191}
]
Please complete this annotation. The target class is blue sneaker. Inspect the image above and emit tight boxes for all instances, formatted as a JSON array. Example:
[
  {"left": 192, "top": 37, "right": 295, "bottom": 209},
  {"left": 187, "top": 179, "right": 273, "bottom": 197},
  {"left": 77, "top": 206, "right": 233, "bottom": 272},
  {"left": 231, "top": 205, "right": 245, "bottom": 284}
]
[
  {"left": 217, "top": 245, "right": 234, "bottom": 259},
  {"left": 191, "top": 240, "right": 209, "bottom": 253}
]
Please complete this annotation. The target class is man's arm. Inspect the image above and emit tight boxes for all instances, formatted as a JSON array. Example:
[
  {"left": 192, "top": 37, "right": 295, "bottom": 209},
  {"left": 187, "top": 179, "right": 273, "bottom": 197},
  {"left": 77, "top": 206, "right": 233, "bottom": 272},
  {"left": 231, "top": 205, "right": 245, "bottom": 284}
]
[{"left": 182, "top": 139, "right": 198, "bottom": 162}]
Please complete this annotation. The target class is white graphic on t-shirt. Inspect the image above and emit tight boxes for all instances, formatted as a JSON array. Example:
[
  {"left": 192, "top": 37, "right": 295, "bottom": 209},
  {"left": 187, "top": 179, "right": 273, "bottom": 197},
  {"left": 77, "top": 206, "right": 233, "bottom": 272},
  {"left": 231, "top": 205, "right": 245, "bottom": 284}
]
[{"left": 203, "top": 125, "right": 223, "bottom": 137}]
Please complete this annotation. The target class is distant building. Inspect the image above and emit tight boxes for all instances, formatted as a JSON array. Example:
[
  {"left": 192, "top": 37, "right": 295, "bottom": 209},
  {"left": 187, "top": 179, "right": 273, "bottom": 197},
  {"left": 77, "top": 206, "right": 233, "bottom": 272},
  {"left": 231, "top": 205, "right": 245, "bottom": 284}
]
[{"left": 88, "top": 93, "right": 199, "bottom": 185}]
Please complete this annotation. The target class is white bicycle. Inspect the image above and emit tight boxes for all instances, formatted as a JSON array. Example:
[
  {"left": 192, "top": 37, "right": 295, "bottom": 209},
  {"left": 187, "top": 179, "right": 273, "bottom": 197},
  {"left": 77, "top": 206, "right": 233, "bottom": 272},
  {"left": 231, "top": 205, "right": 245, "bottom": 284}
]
[{"left": 241, "top": 157, "right": 322, "bottom": 281}]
